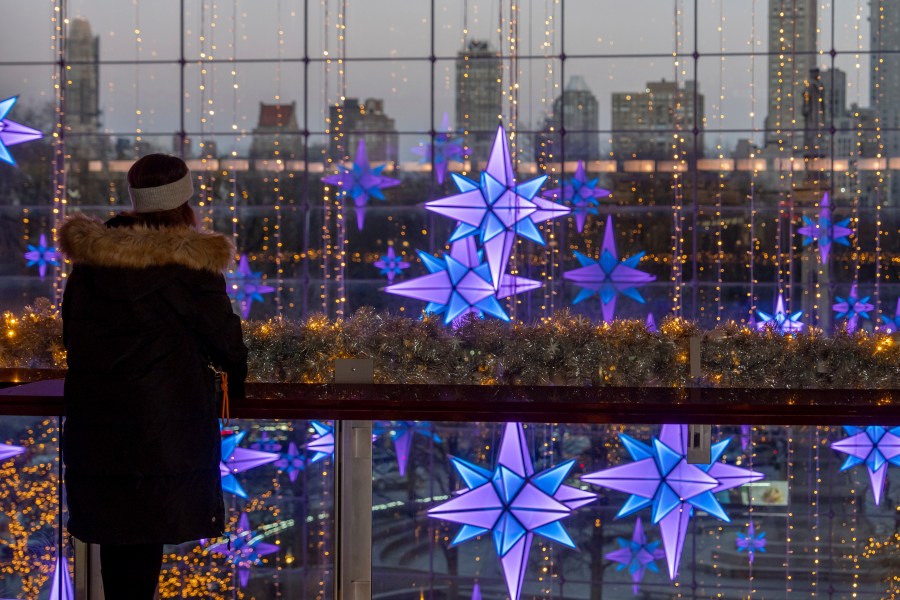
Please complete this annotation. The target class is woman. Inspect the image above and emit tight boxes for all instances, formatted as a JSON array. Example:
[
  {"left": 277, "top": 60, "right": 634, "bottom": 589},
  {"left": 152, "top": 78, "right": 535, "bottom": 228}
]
[{"left": 60, "top": 154, "right": 248, "bottom": 599}]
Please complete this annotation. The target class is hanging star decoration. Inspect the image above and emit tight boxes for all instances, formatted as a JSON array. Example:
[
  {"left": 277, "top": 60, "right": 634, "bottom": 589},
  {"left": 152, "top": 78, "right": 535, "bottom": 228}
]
[
  {"left": 543, "top": 161, "right": 611, "bottom": 233},
  {"left": 428, "top": 422, "right": 597, "bottom": 600},
  {"left": 581, "top": 424, "right": 764, "bottom": 579},
  {"left": 0, "top": 96, "right": 44, "bottom": 166},
  {"left": 470, "top": 582, "right": 482, "bottom": 600},
  {"left": 385, "top": 236, "right": 541, "bottom": 326},
  {"left": 373, "top": 246, "right": 410, "bottom": 284},
  {"left": 411, "top": 113, "right": 466, "bottom": 185},
  {"left": 306, "top": 421, "right": 334, "bottom": 464},
  {"left": 207, "top": 513, "right": 279, "bottom": 588},
  {"left": 24, "top": 234, "right": 60, "bottom": 280},
  {"left": 605, "top": 517, "right": 665, "bottom": 596},
  {"left": 0, "top": 443, "right": 25, "bottom": 461},
  {"left": 797, "top": 192, "right": 852, "bottom": 265},
  {"left": 740, "top": 425, "right": 752, "bottom": 453},
  {"left": 323, "top": 138, "right": 400, "bottom": 230},
  {"left": 735, "top": 522, "right": 767, "bottom": 564},
  {"left": 755, "top": 293, "right": 804, "bottom": 333},
  {"left": 831, "top": 426, "right": 900, "bottom": 505},
  {"left": 249, "top": 431, "right": 282, "bottom": 454},
  {"left": 220, "top": 430, "right": 279, "bottom": 499},
  {"left": 374, "top": 421, "right": 441, "bottom": 477},
  {"left": 645, "top": 313, "right": 657, "bottom": 333},
  {"left": 833, "top": 284, "right": 874, "bottom": 334},
  {"left": 881, "top": 298, "right": 900, "bottom": 333},
  {"left": 425, "top": 125, "right": 569, "bottom": 290},
  {"left": 227, "top": 254, "right": 275, "bottom": 319},
  {"left": 563, "top": 215, "right": 656, "bottom": 322},
  {"left": 275, "top": 441, "right": 306, "bottom": 483},
  {"left": 47, "top": 555, "right": 74, "bottom": 600}
]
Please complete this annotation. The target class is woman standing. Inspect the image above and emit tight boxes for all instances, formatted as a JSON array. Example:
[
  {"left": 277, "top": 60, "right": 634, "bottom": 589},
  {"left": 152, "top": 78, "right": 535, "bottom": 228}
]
[{"left": 60, "top": 154, "right": 248, "bottom": 599}]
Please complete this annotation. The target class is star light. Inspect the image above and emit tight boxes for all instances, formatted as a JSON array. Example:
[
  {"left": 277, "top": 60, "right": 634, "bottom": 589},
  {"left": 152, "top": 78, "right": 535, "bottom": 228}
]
[
  {"left": 735, "top": 522, "right": 767, "bottom": 564},
  {"left": 275, "top": 442, "right": 305, "bottom": 483},
  {"left": 831, "top": 426, "right": 900, "bottom": 505},
  {"left": 24, "top": 234, "right": 60, "bottom": 280},
  {"left": 411, "top": 113, "right": 466, "bottom": 185},
  {"left": 605, "top": 517, "right": 665, "bottom": 596},
  {"left": 563, "top": 215, "right": 656, "bottom": 322},
  {"left": 385, "top": 237, "right": 541, "bottom": 326},
  {"left": 323, "top": 139, "right": 400, "bottom": 230},
  {"left": 0, "top": 96, "right": 44, "bottom": 166},
  {"left": 373, "top": 246, "right": 410, "bottom": 283},
  {"left": 880, "top": 298, "right": 900, "bottom": 333},
  {"left": 543, "top": 161, "right": 611, "bottom": 233},
  {"left": 306, "top": 421, "right": 334, "bottom": 464},
  {"left": 374, "top": 421, "right": 441, "bottom": 476},
  {"left": 833, "top": 284, "right": 874, "bottom": 333},
  {"left": 645, "top": 313, "right": 657, "bottom": 333},
  {"left": 47, "top": 556, "right": 74, "bottom": 600},
  {"left": 207, "top": 513, "right": 278, "bottom": 587},
  {"left": 0, "top": 443, "right": 25, "bottom": 461},
  {"left": 425, "top": 125, "right": 569, "bottom": 290},
  {"left": 581, "top": 424, "right": 764, "bottom": 579},
  {"left": 755, "top": 293, "right": 804, "bottom": 333},
  {"left": 471, "top": 582, "right": 482, "bottom": 600},
  {"left": 740, "top": 425, "right": 752, "bottom": 452},
  {"left": 797, "top": 192, "right": 851, "bottom": 265},
  {"left": 428, "top": 422, "right": 597, "bottom": 600},
  {"left": 227, "top": 254, "right": 275, "bottom": 319},
  {"left": 220, "top": 430, "right": 279, "bottom": 499}
]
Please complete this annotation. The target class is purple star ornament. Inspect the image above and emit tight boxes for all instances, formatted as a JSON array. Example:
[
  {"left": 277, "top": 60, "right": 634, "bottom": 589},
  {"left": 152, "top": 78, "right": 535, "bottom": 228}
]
[
  {"left": 881, "top": 298, "right": 900, "bottom": 333},
  {"left": 374, "top": 246, "right": 410, "bottom": 283},
  {"left": 831, "top": 426, "right": 900, "bottom": 505},
  {"left": 275, "top": 442, "right": 306, "bottom": 483},
  {"left": 323, "top": 139, "right": 400, "bottom": 230},
  {"left": 428, "top": 423, "right": 597, "bottom": 600},
  {"left": 605, "top": 517, "right": 665, "bottom": 596},
  {"left": 645, "top": 313, "right": 657, "bottom": 333},
  {"left": 735, "top": 522, "right": 767, "bottom": 564},
  {"left": 306, "top": 421, "right": 334, "bottom": 463},
  {"left": 832, "top": 284, "right": 874, "bottom": 333},
  {"left": 797, "top": 192, "right": 852, "bottom": 265},
  {"left": 385, "top": 237, "right": 541, "bottom": 326},
  {"left": 412, "top": 113, "right": 466, "bottom": 185},
  {"left": 740, "top": 425, "right": 752, "bottom": 452},
  {"left": 47, "top": 555, "right": 74, "bottom": 600},
  {"left": 0, "top": 443, "right": 25, "bottom": 461},
  {"left": 425, "top": 125, "right": 569, "bottom": 290},
  {"left": 375, "top": 421, "right": 441, "bottom": 476},
  {"left": 220, "top": 430, "right": 279, "bottom": 499},
  {"left": 0, "top": 96, "right": 44, "bottom": 166},
  {"left": 582, "top": 424, "right": 764, "bottom": 580},
  {"left": 227, "top": 254, "right": 275, "bottom": 319},
  {"left": 543, "top": 161, "right": 611, "bottom": 233},
  {"left": 24, "top": 234, "right": 60, "bottom": 279},
  {"left": 208, "top": 513, "right": 279, "bottom": 587},
  {"left": 563, "top": 215, "right": 656, "bottom": 322},
  {"left": 470, "top": 582, "right": 482, "bottom": 600},
  {"left": 755, "top": 293, "right": 804, "bottom": 333}
]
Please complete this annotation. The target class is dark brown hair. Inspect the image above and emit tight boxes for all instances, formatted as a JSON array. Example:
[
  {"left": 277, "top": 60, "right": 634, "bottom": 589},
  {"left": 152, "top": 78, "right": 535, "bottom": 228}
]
[{"left": 124, "top": 154, "right": 198, "bottom": 229}]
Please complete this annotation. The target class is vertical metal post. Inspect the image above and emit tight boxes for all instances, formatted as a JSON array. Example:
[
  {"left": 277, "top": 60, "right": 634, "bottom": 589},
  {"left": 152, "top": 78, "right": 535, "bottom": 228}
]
[{"left": 74, "top": 539, "right": 104, "bottom": 599}]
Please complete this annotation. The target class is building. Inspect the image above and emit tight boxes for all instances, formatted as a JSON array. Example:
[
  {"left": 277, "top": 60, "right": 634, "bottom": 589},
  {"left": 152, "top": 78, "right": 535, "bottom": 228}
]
[
  {"left": 870, "top": 0, "right": 900, "bottom": 202},
  {"left": 455, "top": 39, "right": 502, "bottom": 162},
  {"left": 802, "top": 67, "right": 848, "bottom": 158},
  {"left": 534, "top": 75, "right": 599, "bottom": 164},
  {"left": 327, "top": 97, "right": 398, "bottom": 164},
  {"left": 764, "top": 0, "right": 818, "bottom": 150},
  {"left": 611, "top": 79, "right": 705, "bottom": 160},
  {"left": 65, "top": 18, "right": 105, "bottom": 163},
  {"left": 249, "top": 102, "right": 304, "bottom": 161}
]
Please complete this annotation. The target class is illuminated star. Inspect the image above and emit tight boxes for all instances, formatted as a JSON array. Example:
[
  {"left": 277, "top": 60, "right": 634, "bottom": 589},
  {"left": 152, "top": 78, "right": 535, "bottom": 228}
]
[
  {"left": 645, "top": 313, "right": 657, "bottom": 333},
  {"left": 880, "top": 298, "right": 900, "bottom": 333},
  {"left": 47, "top": 555, "right": 74, "bottom": 600},
  {"left": 250, "top": 431, "right": 282, "bottom": 454},
  {"left": 24, "top": 234, "right": 60, "bottom": 280},
  {"left": 207, "top": 513, "right": 278, "bottom": 587},
  {"left": 563, "top": 215, "right": 656, "bottom": 322},
  {"left": 428, "top": 422, "right": 597, "bottom": 600},
  {"left": 306, "top": 421, "right": 334, "bottom": 464},
  {"left": 543, "top": 161, "right": 611, "bottom": 233},
  {"left": 831, "top": 426, "right": 900, "bottom": 505},
  {"left": 0, "top": 443, "right": 25, "bottom": 461},
  {"left": 755, "top": 293, "right": 804, "bottom": 333},
  {"left": 220, "top": 430, "right": 279, "bottom": 499},
  {"left": 373, "top": 246, "right": 410, "bottom": 283},
  {"left": 581, "top": 424, "right": 764, "bottom": 579},
  {"left": 605, "top": 517, "right": 664, "bottom": 596},
  {"left": 323, "top": 139, "right": 400, "bottom": 230},
  {"left": 470, "top": 582, "right": 482, "bottom": 600},
  {"left": 797, "top": 192, "right": 851, "bottom": 265},
  {"left": 425, "top": 125, "right": 569, "bottom": 290},
  {"left": 411, "top": 113, "right": 466, "bottom": 185},
  {"left": 227, "top": 254, "right": 275, "bottom": 319},
  {"left": 833, "top": 284, "right": 874, "bottom": 333},
  {"left": 385, "top": 236, "right": 541, "bottom": 326},
  {"left": 275, "top": 442, "right": 305, "bottom": 483},
  {"left": 0, "top": 96, "right": 44, "bottom": 166},
  {"left": 735, "top": 522, "right": 767, "bottom": 564},
  {"left": 740, "top": 425, "right": 752, "bottom": 452},
  {"left": 374, "top": 421, "right": 441, "bottom": 477}
]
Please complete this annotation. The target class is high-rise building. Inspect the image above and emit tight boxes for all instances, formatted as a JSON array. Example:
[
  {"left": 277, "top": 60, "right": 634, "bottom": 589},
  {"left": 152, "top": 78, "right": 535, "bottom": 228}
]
[
  {"left": 327, "top": 98, "right": 398, "bottom": 164},
  {"left": 870, "top": 0, "right": 900, "bottom": 202},
  {"left": 802, "top": 67, "right": 848, "bottom": 158},
  {"left": 534, "top": 75, "right": 599, "bottom": 164},
  {"left": 611, "top": 79, "right": 704, "bottom": 160},
  {"left": 455, "top": 39, "right": 502, "bottom": 162},
  {"left": 66, "top": 18, "right": 100, "bottom": 134},
  {"left": 764, "top": 0, "right": 818, "bottom": 150},
  {"left": 249, "top": 102, "right": 303, "bottom": 161}
]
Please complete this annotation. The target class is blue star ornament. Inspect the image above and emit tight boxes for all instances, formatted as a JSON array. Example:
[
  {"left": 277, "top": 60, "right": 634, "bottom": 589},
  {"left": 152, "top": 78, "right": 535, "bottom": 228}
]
[
  {"left": 428, "top": 423, "right": 596, "bottom": 600},
  {"left": 0, "top": 96, "right": 44, "bottom": 166},
  {"left": 306, "top": 421, "right": 334, "bottom": 463},
  {"left": 832, "top": 426, "right": 900, "bottom": 505},
  {"left": 24, "top": 233, "right": 60, "bottom": 279},
  {"left": 425, "top": 125, "right": 569, "bottom": 290},
  {"left": 582, "top": 425, "right": 764, "bottom": 580},
  {"left": 605, "top": 517, "right": 665, "bottom": 596},
  {"left": 323, "top": 139, "right": 400, "bottom": 230},
  {"left": 755, "top": 293, "right": 804, "bottom": 333},
  {"left": 219, "top": 430, "right": 279, "bottom": 499}
]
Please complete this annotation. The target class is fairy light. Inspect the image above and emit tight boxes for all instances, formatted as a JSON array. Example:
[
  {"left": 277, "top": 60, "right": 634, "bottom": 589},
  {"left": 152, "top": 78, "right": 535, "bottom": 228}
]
[
  {"left": 748, "top": 0, "right": 759, "bottom": 321},
  {"left": 670, "top": 0, "right": 685, "bottom": 318},
  {"left": 273, "top": 0, "right": 285, "bottom": 316},
  {"left": 713, "top": 1, "right": 726, "bottom": 324},
  {"left": 51, "top": 0, "right": 67, "bottom": 305}
]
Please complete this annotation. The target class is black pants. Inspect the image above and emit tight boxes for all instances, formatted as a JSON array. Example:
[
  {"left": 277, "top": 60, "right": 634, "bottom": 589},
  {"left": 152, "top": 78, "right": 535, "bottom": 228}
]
[{"left": 99, "top": 543, "right": 163, "bottom": 600}]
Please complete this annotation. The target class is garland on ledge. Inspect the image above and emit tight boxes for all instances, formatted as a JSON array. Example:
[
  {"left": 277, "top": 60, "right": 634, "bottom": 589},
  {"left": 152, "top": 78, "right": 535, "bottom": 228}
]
[{"left": 2, "top": 299, "right": 899, "bottom": 389}]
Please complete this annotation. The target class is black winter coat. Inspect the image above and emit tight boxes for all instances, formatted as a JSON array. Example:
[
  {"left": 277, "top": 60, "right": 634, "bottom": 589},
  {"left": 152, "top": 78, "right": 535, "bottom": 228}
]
[{"left": 59, "top": 214, "right": 248, "bottom": 545}]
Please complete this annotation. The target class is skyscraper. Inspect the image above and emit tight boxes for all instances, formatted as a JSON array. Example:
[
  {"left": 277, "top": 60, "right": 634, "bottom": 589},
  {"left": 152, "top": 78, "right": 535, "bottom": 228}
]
[
  {"left": 764, "top": 0, "right": 818, "bottom": 150},
  {"left": 328, "top": 98, "right": 399, "bottom": 164},
  {"left": 66, "top": 18, "right": 100, "bottom": 135},
  {"left": 455, "top": 40, "right": 502, "bottom": 162},
  {"left": 250, "top": 102, "right": 303, "bottom": 161},
  {"left": 870, "top": 0, "right": 900, "bottom": 201},
  {"left": 534, "top": 75, "right": 599, "bottom": 164}
]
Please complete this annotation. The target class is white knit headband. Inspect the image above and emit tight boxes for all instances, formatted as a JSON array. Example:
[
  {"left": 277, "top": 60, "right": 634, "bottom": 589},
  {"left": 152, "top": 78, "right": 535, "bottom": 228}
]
[{"left": 128, "top": 172, "right": 194, "bottom": 213}]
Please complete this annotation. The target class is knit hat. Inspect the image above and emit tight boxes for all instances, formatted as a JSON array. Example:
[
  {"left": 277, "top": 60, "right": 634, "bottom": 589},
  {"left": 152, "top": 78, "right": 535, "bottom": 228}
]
[{"left": 128, "top": 172, "right": 194, "bottom": 213}]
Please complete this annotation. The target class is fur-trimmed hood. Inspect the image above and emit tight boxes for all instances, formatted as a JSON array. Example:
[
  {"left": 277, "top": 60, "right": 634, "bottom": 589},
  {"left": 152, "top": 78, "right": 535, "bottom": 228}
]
[{"left": 59, "top": 213, "right": 234, "bottom": 273}]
